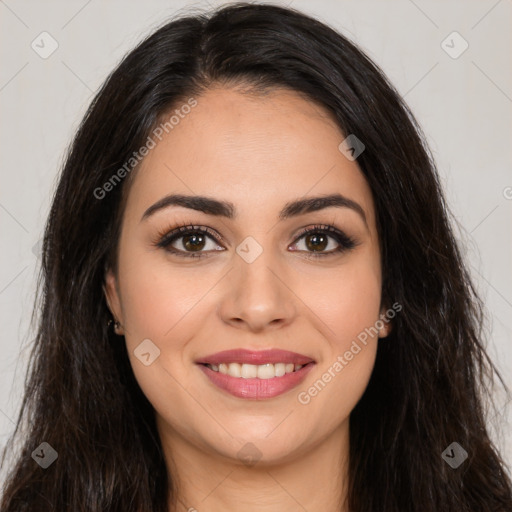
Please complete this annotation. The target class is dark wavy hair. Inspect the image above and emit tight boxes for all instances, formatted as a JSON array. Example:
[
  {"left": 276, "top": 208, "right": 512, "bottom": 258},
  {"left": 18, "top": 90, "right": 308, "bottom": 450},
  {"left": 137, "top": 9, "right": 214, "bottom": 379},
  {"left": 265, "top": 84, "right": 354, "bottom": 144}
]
[{"left": 1, "top": 2, "right": 511, "bottom": 511}]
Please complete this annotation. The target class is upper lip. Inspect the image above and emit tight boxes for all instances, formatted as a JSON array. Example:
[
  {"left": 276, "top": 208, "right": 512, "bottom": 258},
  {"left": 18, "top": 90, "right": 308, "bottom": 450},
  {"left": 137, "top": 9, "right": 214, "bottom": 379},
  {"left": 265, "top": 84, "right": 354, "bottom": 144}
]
[{"left": 196, "top": 348, "right": 315, "bottom": 366}]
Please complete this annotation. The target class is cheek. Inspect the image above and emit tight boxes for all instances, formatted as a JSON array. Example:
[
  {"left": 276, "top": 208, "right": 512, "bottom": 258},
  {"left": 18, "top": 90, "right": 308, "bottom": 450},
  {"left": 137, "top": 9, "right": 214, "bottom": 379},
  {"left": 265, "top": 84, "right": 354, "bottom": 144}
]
[
  {"left": 116, "top": 253, "right": 208, "bottom": 422},
  {"left": 292, "top": 257, "right": 381, "bottom": 411},
  {"left": 116, "top": 250, "right": 222, "bottom": 401},
  {"left": 118, "top": 252, "right": 213, "bottom": 342},
  {"left": 297, "top": 255, "right": 382, "bottom": 346}
]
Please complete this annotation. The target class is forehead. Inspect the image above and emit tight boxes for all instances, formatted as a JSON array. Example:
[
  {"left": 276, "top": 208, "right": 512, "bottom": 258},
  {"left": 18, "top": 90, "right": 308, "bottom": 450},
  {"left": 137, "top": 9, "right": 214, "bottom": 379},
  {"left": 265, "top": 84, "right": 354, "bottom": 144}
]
[{"left": 123, "top": 87, "right": 376, "bottom": 226}]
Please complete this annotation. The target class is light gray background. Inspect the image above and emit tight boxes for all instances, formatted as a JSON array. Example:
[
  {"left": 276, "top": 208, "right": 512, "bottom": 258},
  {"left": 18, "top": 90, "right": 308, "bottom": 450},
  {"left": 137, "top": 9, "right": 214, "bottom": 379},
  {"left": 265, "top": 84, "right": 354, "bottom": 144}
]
[{"left": 1, "top": 0, "right": 511, "bottom": 472}]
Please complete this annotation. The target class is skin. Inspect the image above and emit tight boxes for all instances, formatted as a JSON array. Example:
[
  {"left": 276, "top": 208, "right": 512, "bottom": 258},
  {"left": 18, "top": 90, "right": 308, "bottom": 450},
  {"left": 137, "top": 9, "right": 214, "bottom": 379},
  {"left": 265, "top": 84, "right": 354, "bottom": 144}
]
[{"left": 104, "top": 86, "right": 391, "bottom": 512}]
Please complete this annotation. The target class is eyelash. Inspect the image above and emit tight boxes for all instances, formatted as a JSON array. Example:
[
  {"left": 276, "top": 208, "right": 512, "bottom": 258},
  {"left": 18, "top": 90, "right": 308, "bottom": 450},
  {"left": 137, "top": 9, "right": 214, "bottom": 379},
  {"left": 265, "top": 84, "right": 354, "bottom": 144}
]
[{"left": 153, "top": 223, "right": 358, "bottom": 259}]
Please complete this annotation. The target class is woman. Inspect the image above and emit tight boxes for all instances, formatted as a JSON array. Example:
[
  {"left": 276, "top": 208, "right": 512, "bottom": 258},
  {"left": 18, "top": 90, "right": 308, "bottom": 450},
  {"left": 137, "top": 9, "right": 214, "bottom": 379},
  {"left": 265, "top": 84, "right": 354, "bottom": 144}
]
[{"left": 1, "top": 2, "right": 511, "bottom": 511}]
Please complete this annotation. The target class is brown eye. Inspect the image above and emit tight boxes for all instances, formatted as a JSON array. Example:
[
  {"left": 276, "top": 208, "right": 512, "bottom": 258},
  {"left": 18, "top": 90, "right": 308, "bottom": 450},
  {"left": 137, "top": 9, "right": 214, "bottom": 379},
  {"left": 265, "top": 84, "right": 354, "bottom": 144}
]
[
  {"left": 304, "top": 232, "right": 329, "bottom": 252},
  {"left": 290, "top": 225, "right": 358, "bottom": 257},
  {"left": 181, "top": 233, "right": 207, "bottom": 252},
  {"left": 155, "top": 225, "right": 225, "bottom": 258}
]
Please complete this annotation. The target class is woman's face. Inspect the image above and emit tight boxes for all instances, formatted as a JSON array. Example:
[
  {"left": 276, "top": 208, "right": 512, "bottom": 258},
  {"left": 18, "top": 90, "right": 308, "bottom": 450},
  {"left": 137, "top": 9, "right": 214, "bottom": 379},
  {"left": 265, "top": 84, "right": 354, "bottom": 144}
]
[{"left": 105, "top": 86, "right": 390, "bottom": 466}]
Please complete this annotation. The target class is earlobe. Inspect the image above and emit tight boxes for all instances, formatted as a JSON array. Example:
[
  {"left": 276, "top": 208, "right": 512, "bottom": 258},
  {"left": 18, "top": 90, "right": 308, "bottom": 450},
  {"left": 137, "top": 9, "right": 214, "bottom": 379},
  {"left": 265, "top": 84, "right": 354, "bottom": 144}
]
[
  {"left": 103, "top": 269, "right": 124, "bottom": 334},
  {"left": 378, "top": 308, "right": 393, "bottom": 339}
]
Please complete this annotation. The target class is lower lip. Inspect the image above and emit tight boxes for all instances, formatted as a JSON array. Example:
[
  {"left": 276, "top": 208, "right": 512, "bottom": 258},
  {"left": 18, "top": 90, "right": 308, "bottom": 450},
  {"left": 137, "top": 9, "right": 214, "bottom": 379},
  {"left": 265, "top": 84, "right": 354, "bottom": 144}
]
[{"left": 197, "top": 363, "right": 315, "bottom": 400}]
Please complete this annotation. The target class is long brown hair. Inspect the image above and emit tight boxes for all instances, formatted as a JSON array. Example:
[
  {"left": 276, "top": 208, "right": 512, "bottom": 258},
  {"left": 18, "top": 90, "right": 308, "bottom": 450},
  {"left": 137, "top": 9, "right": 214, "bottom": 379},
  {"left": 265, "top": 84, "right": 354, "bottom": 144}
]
[{"left": 1, "top": 3, "right": 511, "bottom": 511}]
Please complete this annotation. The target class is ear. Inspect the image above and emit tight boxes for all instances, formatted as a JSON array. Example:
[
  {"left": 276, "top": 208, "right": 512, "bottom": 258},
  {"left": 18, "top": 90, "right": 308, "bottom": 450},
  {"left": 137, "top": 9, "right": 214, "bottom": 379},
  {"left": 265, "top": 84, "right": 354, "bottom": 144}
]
[
  {"left": 377, "top": 305, "right": 393, "bottom": 339},
  {"left": 103, "top": 268, "right": 124, "bottom": 335}
]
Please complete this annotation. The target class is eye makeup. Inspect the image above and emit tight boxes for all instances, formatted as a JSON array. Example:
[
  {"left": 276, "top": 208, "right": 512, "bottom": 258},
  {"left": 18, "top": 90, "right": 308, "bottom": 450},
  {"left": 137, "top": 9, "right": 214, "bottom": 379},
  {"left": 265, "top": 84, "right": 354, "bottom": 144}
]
[{"left": 151, "top": 222, "right": 359, "bottom": 260}]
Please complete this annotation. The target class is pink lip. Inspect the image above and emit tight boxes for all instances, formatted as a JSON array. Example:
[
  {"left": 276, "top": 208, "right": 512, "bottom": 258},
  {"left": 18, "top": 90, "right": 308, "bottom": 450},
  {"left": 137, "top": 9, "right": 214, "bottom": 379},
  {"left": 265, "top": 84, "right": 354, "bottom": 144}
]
[
  {"left": 198, "top": 362, "right": 316, "bottom": 400},
  {"left": 196, "top": 348, "right": 315, "bottom": 366}
]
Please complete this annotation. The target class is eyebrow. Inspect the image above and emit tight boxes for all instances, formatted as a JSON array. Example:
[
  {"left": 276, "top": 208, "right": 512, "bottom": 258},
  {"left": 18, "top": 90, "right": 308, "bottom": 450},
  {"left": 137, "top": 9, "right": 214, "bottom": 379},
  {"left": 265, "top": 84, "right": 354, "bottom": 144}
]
[{"left": 141, "top": 193, "right": 368, "bottom": 227}]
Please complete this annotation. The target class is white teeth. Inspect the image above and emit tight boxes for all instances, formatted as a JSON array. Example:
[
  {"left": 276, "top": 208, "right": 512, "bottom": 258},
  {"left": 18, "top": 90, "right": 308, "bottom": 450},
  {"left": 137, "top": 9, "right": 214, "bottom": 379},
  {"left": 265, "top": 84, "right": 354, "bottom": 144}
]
[
  {"left": 227, "top": 362, "right": 241, "bottom": 377},
  {"left": 257, "top": 364, "right": 274, "bottom": 379},
  {"left": 274, "top": 363, "right": 286, "bottom": 377},
  {"left": 241, "top": 363, "right": 258, "bottom": 378},
  {"left": 208, "top": 362, "right": 307, "bottom": 378}
]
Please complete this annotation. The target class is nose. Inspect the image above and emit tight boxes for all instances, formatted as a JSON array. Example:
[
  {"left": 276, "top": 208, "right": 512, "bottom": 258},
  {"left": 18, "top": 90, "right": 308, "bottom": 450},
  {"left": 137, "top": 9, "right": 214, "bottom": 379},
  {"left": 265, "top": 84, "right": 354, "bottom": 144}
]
[{"left": 217, "top": 251, "right": 297, "bottom": 333}]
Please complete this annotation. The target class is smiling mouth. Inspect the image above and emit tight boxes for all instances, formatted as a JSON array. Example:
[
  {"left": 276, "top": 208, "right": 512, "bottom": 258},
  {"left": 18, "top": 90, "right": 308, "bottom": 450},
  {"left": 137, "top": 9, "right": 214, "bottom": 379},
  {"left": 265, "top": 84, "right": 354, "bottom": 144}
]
[
  {"left": 200, "top": 362, "right": 314, "bottom": 379},
  {"left": 197, "top": 349, "right": 316, "bottom": 399}
]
